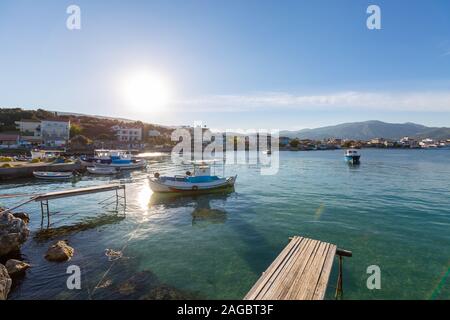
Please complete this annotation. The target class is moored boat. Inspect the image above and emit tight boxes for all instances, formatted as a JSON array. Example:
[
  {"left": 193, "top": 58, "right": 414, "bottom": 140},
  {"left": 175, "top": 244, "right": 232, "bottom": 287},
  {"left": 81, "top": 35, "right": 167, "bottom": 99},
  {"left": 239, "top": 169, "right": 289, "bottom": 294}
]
[
  {"left": 86, "top": 166, "right": 118, "bottom": 175},
  {"left": 345, "top": 149, "right": 361, "bottom": 165},
  {"left": 80, "top": 149, "right": 147, "bottom": 170},
  {"left": 33, "top": 171, "right": 74, "bottom": 180},
  {"left": 148, "top": 161, "right": 237, "bottom": 194}
]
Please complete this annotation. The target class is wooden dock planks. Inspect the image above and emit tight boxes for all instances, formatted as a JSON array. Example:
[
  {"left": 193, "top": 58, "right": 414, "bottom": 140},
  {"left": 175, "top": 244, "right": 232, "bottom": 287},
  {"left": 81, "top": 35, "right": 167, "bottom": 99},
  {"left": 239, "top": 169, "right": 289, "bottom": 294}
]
[
  {"left": 33, "top": 184, "right": 125, "bottom": 202},
  {"left": 244, "top": 236, "right": 337, "bottom": 300}
]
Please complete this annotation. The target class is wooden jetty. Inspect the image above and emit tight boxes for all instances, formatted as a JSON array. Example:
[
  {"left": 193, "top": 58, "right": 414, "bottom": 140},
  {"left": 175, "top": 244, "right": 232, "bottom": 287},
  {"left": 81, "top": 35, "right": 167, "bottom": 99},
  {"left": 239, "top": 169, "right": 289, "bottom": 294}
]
[
  {"left": 244, "top": 236, "right": 352, "bottom": 300},
  {"left": 1, "top": 184, "right": 126, "bottom": 228}
]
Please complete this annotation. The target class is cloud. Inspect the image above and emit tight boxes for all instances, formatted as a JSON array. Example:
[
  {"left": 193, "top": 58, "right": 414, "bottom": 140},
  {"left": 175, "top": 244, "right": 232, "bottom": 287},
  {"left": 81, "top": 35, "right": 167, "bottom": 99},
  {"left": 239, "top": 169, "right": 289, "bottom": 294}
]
[{"left": 173, "top": 91, "right": 450, "bottom": 112}]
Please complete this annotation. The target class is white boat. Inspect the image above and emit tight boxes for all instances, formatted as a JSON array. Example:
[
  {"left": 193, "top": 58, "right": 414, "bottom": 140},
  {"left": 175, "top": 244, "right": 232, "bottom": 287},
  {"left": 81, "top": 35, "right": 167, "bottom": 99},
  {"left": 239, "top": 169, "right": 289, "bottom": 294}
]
[
  {"left": 82, "top": 150, "right": 147, "bottom": 170},
  {"left": 33, "top": 171, "right": 74, "bottom": 180},
  {"left": 344, "top": 149, "right": 361, "bottom": 164},
  {"left": 148, "top": 161, "right": 237, "bottom": 194},
  {"left": 86, "top": 166, "right": 118, "bottom": 175}
]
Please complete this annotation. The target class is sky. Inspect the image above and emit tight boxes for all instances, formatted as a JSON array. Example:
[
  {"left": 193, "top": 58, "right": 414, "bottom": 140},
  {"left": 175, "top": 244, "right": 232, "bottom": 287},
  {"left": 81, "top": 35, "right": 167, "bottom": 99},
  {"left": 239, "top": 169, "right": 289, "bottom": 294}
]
[{"left": 1, "top": 0, "right": 450, "bottom": 130}]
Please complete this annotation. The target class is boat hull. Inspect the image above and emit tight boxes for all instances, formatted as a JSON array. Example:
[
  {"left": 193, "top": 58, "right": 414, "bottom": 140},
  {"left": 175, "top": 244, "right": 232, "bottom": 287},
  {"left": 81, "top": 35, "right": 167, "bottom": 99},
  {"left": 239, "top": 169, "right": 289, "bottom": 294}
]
[
  {"left": 87, "top": 167, "right": 117, "bottom": 175},
  {"left": 95, "top": 160, "right": 147, "bottom": 170},
  {"left": 345, "top": 155, "right": 361, "bottom": 164},
  {"left": 33, "top": 171, "right": 74, "bottom": 180},
  {"left": 149, "top": 175, "right": 237, "bottom": 194}
]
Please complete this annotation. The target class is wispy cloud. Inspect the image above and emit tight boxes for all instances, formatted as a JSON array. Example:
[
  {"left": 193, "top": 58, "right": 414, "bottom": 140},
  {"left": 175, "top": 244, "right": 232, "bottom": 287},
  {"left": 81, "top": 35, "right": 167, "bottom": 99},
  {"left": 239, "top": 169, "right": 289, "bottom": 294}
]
[{"left": 174, "top": 91, "right": 450, "bottom": 112}]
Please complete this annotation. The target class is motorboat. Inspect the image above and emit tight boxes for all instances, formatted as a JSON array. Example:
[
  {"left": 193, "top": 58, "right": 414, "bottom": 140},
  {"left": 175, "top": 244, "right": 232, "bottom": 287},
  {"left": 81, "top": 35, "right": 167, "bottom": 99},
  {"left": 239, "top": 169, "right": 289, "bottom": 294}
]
[
  {"left": 33, "top": 171, "right": 74, "bottom": 180},
  {"left": 345, "top": 149, "right": 361, "bottom": 165},
  {"left": 148, "top": 161, "right": 237, "bottom": 194}
]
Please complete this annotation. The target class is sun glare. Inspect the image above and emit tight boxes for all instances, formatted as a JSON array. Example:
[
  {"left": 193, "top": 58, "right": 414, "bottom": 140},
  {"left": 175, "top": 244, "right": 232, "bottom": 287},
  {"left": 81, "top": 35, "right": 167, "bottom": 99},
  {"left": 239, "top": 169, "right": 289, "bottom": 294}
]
[{"left": 122, "top": 71, "right": 171, "bottom": 113}]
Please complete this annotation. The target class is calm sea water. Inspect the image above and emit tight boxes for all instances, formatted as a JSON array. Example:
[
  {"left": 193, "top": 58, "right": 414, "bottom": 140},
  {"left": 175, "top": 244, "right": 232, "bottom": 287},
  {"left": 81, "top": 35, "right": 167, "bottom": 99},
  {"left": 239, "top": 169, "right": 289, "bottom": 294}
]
[{"left": 1, "top": 149, "right": 449, "bottom": 300}]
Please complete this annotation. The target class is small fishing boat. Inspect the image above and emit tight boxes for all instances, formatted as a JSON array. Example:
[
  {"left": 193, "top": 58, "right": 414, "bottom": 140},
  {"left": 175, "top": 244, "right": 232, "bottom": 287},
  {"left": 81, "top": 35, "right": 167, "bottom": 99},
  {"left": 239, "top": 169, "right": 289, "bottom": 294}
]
[
  {"left": 81, "top": 149, "right": 147, "bottom": 170},
  {"left": 345, "top": 149, "right": 361, "bottom": 165},
  {"left": 33, "top": 171, "right": 74, "bottom": 180},
  {"left": 148, "top": 161, "right": 237, "bottom": 194},
  {"left": 86, "top": 166, "right": 118, "bottom": 175}
]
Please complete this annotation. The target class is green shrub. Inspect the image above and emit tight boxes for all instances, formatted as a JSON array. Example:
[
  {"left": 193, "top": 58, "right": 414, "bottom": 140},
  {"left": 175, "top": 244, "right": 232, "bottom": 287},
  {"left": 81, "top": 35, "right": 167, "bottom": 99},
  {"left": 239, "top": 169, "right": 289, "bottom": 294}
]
[{"left": 0, "top": 157, "right": 13, "bottom": 162}]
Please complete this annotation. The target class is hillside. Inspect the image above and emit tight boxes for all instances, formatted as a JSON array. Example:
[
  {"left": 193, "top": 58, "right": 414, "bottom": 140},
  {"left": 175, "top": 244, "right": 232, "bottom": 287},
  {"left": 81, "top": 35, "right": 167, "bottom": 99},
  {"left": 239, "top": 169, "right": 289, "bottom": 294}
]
[
  {"left": 0, "top": 108, "right": 172, "bottom": 140},
  {"left": 280, "top": 120, "right": 449, "bottom": 140}
]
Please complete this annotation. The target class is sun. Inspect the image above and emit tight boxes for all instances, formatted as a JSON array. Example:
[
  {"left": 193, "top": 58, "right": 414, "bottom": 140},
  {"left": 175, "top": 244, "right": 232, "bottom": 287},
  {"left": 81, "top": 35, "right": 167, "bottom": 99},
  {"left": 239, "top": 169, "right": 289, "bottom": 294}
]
[{"left": 121, "top": 70, "right": 171, "bottom": 113}]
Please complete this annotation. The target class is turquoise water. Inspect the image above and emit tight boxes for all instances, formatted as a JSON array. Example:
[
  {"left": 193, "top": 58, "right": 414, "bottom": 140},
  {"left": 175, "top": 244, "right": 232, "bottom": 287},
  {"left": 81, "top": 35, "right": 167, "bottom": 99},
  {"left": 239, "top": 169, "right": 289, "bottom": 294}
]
[{"left": 1, "top": 149, "right": 449, "bottom": 300}]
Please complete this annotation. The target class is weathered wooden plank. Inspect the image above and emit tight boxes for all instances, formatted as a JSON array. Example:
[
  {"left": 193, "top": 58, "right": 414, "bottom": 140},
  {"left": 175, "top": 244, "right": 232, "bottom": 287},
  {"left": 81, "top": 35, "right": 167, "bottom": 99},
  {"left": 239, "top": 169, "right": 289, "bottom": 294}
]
[
  {"left": 293, "top": 242, "right": 330, "bottom": 300},
  {"left": 285, "top": 241, "right": 327, "bottom": 300},
  {"left": 245, "top": 236, "right": 341, "bottom": 301},
  {"left": 274, "top": 239, "right": 319, "bottom": 299},
  {"left": 33, "top": 184, "right": 124, "bottom": 201},
  {"left": 312, "top": 244, "right": 337, "bottom": 300},
  {"left": 244, "top": 236, "right": 304, "bottom": 300}
]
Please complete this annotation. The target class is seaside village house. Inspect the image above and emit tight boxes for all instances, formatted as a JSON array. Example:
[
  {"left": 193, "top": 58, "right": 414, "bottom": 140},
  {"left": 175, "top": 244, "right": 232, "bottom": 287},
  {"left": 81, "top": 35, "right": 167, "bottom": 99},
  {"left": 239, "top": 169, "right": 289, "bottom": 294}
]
[
  {"left": 0, "top": 134, "right": 20, "bottom": 149},
  {"left": 111, "top": 125, "right": 143, "bottom": 148},
  {"left": 14, "top": 119, "right": 70, "bottom": 148}
]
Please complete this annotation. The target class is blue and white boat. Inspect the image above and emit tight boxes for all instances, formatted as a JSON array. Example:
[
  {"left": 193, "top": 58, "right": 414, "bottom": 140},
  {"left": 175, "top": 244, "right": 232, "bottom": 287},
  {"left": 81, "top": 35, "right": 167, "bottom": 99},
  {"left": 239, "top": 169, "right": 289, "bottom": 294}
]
[
  {"left": 148, "top": 161, "right": 237, "bottom": 194},
  {"left": 345, "top": 149, "right": 361, "bottom": 165},
  {"left": 81, "top": 149, "right": 146, "bottom": 170}
]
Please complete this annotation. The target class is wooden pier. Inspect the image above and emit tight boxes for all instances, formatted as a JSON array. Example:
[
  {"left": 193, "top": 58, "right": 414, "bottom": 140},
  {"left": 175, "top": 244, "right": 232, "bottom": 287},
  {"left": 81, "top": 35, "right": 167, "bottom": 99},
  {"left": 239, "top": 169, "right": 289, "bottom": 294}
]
[
  {"left": 1, "top": 184, "right": 126, "bottom": 228},
  {"left": 244, "top": 236, "right": 352, "bottom": 300},
  {"left": 34, "top": 184, "right": 126, "bottom": 227}
]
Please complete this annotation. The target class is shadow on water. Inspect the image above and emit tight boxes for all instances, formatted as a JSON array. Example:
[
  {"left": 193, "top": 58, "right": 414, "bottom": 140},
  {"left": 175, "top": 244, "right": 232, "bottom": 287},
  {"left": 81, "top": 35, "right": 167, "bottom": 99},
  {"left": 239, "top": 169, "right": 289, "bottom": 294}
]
[
  {"left": 149, "top": 191, "right": 232, "bottom": 226},
  {"left": 34, "top": 214, "right": 125, "bottom": 242}
]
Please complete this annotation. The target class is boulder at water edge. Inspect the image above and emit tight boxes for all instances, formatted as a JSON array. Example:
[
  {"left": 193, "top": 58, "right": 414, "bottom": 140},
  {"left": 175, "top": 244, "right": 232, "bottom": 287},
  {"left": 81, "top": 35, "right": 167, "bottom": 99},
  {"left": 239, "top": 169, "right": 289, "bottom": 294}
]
[
  {"left": 5, "top": 259, "right": 31, "bottom": 276},
  {"left": 0, "top": 263, "right": 12, "bottom": 300},
  {"left": 45, "top": 240, "right": 74, "bottom": 262},
  {"left": 0, "top": 210, "right": 30, "bottom": 257}
]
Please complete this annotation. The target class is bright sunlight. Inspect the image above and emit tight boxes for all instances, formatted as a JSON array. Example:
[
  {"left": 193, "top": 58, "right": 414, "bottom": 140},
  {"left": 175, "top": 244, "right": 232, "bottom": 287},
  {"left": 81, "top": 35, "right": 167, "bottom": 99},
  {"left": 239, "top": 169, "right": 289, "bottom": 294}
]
[{"left": 121, "top": 70, "right": 171, "bottom": 113}]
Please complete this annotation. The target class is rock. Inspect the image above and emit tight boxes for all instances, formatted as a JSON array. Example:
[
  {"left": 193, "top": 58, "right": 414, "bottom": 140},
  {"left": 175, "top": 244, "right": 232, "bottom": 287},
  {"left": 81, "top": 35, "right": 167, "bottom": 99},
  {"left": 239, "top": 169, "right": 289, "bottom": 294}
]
[
  {"left": 5, "top": 259, "right": 30, "bottom": 276},
  {"left": 0, "top": 264, "right": 12, "bottom": 300},
  {"left": 45, "top": 240, "right": 74, "bottom": 262},
  {"left": 117, "top": 271, "right": 158, "bottom": 297},
  {"left": 141, "top": 285, "right": 192, "bottom": 300},
  {"left": 0, "top": 211, "right": 30, "bottom": 257},
  {"left": 12, "top": 212, "right": 30, "bottom": 224}
]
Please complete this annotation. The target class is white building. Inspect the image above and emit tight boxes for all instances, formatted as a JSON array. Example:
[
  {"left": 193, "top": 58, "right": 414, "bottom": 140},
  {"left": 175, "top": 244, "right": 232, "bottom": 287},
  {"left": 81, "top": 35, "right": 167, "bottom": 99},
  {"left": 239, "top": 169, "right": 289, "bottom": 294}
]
[
  {"left": 112, "top": 125, "right": 143, "bottom": 142},
  {"left": 148, "top": 130, "right": 161, "bottom": 137},
  {"left": 40, "top": 120, "right": 71, "bottom": 147},
  {"left": 15, "top": 119, "right": 41, "bottom": 137}
]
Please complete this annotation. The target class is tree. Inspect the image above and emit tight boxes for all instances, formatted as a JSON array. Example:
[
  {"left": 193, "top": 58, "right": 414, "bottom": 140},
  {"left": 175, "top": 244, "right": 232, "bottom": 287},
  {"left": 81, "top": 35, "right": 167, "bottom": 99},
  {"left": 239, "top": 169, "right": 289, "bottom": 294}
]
[
  {"left": 70, "top": 135, "right": 91, "bottom": 146},
  {"left": 289, "top": 139, "right": 300, "bottom": 148},
  {"left": 70, "top": 123, "right": 83, "bottom": 138}
]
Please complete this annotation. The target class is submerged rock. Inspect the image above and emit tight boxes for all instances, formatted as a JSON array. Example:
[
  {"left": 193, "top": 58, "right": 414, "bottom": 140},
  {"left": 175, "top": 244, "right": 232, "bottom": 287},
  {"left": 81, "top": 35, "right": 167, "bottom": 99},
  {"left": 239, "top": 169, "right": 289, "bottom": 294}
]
[
  {"left": 0, "top": 211, "right": 30, "bottom": 257},
  {"left": 5, "top": 259, "right": 30, "bottom": 276},
  {"left": 141, "top": 285, "right": 194, "bottom": 300},
  {"left": 116, "top": 270, "right": 159, "bottom": 297},
  {"left": 0, "top": 263, "right": 12, "bottom": 300},
  {"left": 45, "top": 240, "right": 74, "bottom": 262}
]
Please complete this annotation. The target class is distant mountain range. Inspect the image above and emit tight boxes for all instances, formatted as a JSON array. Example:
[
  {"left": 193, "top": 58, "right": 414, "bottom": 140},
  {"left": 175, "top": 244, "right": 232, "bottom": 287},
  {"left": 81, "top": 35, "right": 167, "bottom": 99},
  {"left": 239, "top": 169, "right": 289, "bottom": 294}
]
[{"left": 280, "top": 121, "right": 450, "bottom": 141}]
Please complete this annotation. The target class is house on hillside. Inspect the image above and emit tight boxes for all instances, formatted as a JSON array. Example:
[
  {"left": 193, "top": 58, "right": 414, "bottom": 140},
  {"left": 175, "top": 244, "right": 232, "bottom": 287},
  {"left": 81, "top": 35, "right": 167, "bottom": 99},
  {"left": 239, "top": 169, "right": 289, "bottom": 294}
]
[
  {"left": 40, "top": 120, "right": 71, "bottom": 147},
  {"left": 112, "top": 125, "right": 143, "bottom": 142}
]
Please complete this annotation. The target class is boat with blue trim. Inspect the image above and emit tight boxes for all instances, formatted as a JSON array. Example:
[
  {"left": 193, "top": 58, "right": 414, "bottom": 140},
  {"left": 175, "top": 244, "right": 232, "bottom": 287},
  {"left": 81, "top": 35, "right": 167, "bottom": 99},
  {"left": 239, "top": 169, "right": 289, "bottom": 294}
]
[
  {"left": 81, "top": 149, "right": 146, "bottom": 170},
  {"left": 148, "top": 161, "right": 236, "bottom": 194},
  {"left": 345, "top": 149, "right": 361, "bottom": 165}
]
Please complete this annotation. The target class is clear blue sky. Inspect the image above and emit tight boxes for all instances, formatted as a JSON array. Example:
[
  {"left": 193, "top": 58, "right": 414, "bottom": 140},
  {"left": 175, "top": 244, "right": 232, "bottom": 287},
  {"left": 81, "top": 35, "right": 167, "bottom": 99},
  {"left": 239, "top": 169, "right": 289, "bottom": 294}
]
[{"left": 1, "top": 0, "right": 450, "bottom": 130}]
